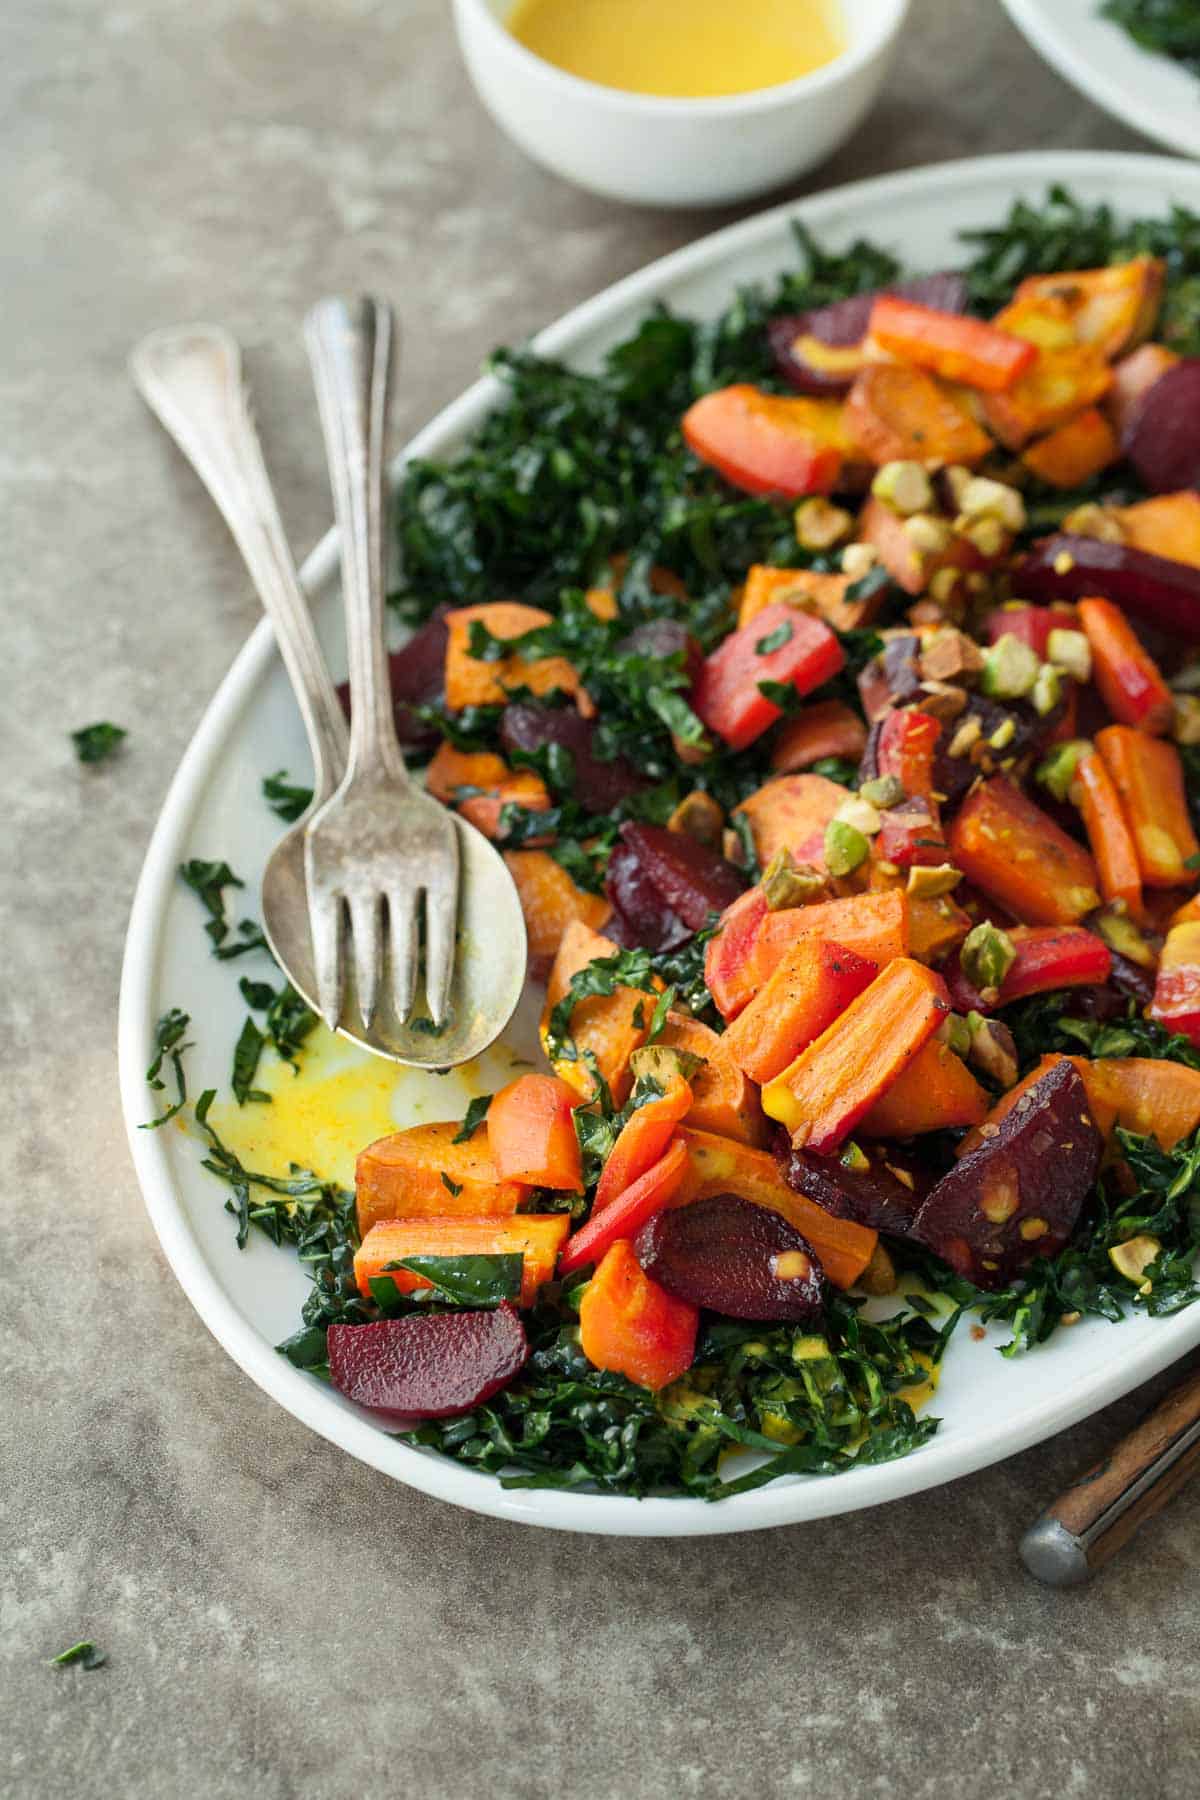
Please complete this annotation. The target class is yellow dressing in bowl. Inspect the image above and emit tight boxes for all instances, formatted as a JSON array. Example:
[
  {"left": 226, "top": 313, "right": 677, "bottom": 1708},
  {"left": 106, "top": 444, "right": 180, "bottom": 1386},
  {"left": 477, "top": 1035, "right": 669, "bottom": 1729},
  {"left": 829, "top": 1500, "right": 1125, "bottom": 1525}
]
[{"left": 507, "top": 0, "right": 845, "bottom": 99}]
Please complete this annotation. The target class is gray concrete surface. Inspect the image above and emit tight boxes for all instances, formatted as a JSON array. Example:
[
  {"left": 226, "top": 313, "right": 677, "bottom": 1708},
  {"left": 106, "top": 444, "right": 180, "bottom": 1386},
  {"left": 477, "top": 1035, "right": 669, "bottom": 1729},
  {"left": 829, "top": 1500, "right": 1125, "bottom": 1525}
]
[{"left": 4, "top": 2, "right": 1199, "bottom": 1795}]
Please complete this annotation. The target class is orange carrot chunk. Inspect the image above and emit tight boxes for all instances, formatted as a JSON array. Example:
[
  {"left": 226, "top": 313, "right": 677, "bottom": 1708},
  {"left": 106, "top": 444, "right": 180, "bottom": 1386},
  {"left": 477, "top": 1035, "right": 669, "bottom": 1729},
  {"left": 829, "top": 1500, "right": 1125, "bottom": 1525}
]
[
  {"left": 762, "top": 958, "right": 950, "bottom": 1154},
  {"left": 1078, "top": 597, "right": 1173, "bottom": 734},
  {"left": 673, "top": 1128, "right": 877, "bottom": 1291},
  {"left": 1021, "top": 406, "right": 1118, "bottom": 488},
  {"left": 845, "top": 363, "right": 993, "bottom": 466},
  {"left": 770, "top": 700, "right": 868, "bottom": 774},
  {"left": 948, "top": 775, "right": 1101, "bottom": 925},
  {"left": 869, "top": 295, "right": 1036, "bottom": 392},
  {"left": 681, "top": 385, "right": 847, "bottom": 498},
  {"left": 594, "top": 1074, "right": 694, "bottom": 1212},
  {"left": 721, "top": 938, "right": 878, "bottom": 1087},
  {"left": 356, "top": 1123, "right": 526, "bottom": 1236},
  {"left": 502, "top": 849, "right": 611, "bottom": 979},
  {"left": 1074, "top": 749, "right": 1144, "bottom": 918},
  {"left": 858, "top": 1039, "right": 989, "bottom": 1137},
  {"left": 559, "top": 1138, "right": 690, "bottom": 1277},
  {"left": 578, "top": 1240, "right": 698, "bottom": 1392},
  {"left": 354, "top": 1214, "right": 570, "bottom": 1308},
  {"left": 654, "top": 1011, "right": 769, "bottom": 1146},
  {"left": 488, "top": 1074, "right": 583, "bottom": 1192},
  {"left": 444, "top": 602, "right": 589, "bottom": 713},
  {"left": 1095, "top": 726, "right": 1200, "bottom": 889}
]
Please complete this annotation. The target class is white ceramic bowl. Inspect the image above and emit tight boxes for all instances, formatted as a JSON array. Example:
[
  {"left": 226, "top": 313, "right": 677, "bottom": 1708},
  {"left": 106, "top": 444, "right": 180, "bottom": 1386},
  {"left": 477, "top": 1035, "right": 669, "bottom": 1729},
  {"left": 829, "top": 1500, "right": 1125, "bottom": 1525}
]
[{"left": 452, "top": 0, "right": 910, "bottom": 208}]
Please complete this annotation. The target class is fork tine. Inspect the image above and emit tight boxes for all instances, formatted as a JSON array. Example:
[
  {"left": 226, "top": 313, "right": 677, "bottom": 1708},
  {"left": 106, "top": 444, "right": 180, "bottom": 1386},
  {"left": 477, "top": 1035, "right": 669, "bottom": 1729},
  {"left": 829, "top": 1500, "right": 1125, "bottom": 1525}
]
[
  {"left": 387, "top": 885, "right": 420, "bottom": 1022},
  {"left": 308, "top": 886, "right": 345, "bottom": 1032},
  {"left": 423, "top": 873, "right": 458, "bottom": 1028},
  {"left": 347, "top": 891, "right": 383, "bottom": 1029}
]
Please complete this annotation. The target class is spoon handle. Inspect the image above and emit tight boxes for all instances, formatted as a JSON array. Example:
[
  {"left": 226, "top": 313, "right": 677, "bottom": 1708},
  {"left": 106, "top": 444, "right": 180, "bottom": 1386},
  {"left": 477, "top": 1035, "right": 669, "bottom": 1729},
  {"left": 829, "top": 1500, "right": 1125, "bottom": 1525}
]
[
  {"left": 303, "top": 296, "right": 407, "bottom": 786},
  {"left": 130, "top": 324, "right": 349, "bottom": 803}
]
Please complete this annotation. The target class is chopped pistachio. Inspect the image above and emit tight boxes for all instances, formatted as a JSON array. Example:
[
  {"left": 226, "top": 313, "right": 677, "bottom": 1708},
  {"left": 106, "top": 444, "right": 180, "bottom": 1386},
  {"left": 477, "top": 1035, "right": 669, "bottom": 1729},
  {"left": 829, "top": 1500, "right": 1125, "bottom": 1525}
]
[
  {"left": 824, "top": 817, "right": 870, "bottom": 877},
  {"left": 1062, "top": 501, "right": 1125, "bottom": 543},
  {"left": 903, "top": 512, "right": 954, "bottom": 557},
  {"left": 907, "top": 862, "right": 963, "bottom": 899},
  {"left": 988, "top": 716, "right": 1017, "bottom": 751},
  {"left": 919, "top": 625, "right": 984, "bottom": 684},
  {"left": 1093, "top": 907, "right": 1157, "bottom": 969},
  {"left": 937, "top": 1012, "right": 973, "bottom": 1059},
  {"left": 762, "top": 848, "right": 827, "bottom": 911},
  {"left": 1031, "top": 661, "right": 1062, "bottom": 717},
  {"left": 947, "top": 713, "right": 983, "bottom": 758},
  {"left": 1172, "top": 693, "right": 1200, "bottom": 746},
  {"left": 629, "top": 1044, "right": 706, "bottom": 1085},
  {"left": 835, "top": 794, "right": 882, "bottom": 837},
  {"left": 928, "top": 567, "right": 964, "bottom": 607},
  {"left": 1035, "top": 737, "right": 1093, "bottom": 802},
  {"left": 841, "top": 541, "right": 879, "bottom": 582},
  {"left": 1108, "top": 1234, "right": 1161, "bottom": 1295},
  {"left": 1053, "top": 550, "right": 1076, "bottom": 577},
  {"left": 860, "top": 773, "right": 906, "bottom": 810},
  {"left": 795, "top": 495, "right": 853, "bottom": 551},
  {"left": 941, "top": 464, "right": 973, "bottom": 510},
  {"left": 958, "top": 475, "right": 1026, "bottom": 533},
  {"left": 667, "top": 789, "right": 724, "bottom": 847},
  {"left": 916, "top": 679, "right": 969, "bottom": 721},
  {"left": 871, "top": 460, "right": 934, "bottom": 516},
  {"left": 980, "top": 632, "right": 1040, "bottom": 699},
  {"left": 958, "top": 515, "right": 1009, "bottom": 559},
  {"left": 965, "top": 1013, "right": 1019, "bottom": 1089},
  {"left": 961, "top": 920, "right": 1016, "bottom": 992},
  {"left": 1046, "top": 627, "right": 1092, "bottom": 683},
  {"left": 839, "top": 1141, "right": 870, "bottom": 1174}
]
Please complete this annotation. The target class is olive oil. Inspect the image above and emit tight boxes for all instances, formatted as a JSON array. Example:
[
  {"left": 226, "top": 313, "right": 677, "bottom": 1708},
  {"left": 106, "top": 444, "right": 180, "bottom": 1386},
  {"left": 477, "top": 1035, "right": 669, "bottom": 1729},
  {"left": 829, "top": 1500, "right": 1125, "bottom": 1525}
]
[{"left": 507, "top": 0, "right": 845, "bottom": 99}]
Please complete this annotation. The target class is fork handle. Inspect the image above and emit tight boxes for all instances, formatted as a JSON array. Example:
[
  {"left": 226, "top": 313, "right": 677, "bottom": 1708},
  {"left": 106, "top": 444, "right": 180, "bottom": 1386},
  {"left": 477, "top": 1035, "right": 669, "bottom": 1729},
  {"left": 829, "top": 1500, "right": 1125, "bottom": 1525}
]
[
  {"left": 304, "top": 297, "right": 406, "bottom": 785},
  {"left": 130, "top": 325, "right": 348, "bottom": 803}
]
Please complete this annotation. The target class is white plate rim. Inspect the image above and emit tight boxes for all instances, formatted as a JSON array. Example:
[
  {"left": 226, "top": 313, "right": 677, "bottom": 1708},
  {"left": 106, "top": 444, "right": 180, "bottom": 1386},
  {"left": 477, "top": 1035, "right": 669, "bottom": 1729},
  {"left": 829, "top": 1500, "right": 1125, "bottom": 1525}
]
[
  {"left": 1002, "top": 0, "right": 1200, "bottom": 160},
  {"left": 119, "top": 149, "right": 1200, "bottom": 1536}
]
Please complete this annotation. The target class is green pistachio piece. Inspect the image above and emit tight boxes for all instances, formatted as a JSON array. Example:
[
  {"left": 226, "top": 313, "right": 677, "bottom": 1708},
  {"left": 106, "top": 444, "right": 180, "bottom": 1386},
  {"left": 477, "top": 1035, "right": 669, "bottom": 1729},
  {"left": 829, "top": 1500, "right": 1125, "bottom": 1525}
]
[
  {"left": 980, "top": 632, "right": 1040, "bottom": 700},
  {"left": 960, "top": 921, "right": 1016, "bottom": 993},
  {"left": 859, "top": 773, "right": 906, "bottom": 809},
  {"left": 1035, "top": 738, "right": 1093, "bottom": 803},
  {"left": 823, "top": 818, "right": 869, "bottom": 878}
]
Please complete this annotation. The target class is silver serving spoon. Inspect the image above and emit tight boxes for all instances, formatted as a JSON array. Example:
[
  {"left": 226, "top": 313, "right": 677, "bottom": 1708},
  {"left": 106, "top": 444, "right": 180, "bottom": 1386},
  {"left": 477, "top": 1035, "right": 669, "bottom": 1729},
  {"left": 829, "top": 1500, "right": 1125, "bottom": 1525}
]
[{"left": 130, "top": 322, "right": 527, "bottom": 1068}]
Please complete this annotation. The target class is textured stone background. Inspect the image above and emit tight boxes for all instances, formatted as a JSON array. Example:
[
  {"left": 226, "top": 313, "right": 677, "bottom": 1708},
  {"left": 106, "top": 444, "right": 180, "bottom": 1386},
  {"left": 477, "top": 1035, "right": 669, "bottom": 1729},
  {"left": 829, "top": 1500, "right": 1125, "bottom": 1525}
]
[{"left": 4, "top": 2, "right": 1199, "bottom": 1796}]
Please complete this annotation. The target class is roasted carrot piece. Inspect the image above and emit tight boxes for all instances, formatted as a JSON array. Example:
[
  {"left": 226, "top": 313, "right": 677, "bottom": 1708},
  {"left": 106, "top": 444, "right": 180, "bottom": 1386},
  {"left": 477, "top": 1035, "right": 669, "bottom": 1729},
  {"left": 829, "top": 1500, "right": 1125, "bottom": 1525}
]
[
  {"left": 845, "top": 363, "right": 993, "bottom": 466},
  {"left": 949, "top": 925, "right": 1112, "bottom": 1013},
  {"left": 905, "top": 890, "right": 973, "bottom": 963},
  {"left": 871, "top": 707, "right": 942, "bottom": 799},
  {"left": 356, "top": 1123, "right": 526, "bottom": 1236},
  {"left": 1150, "top": 921, "right": 1200, "bottom": 1047},
  {"left": 1115, "top": 492, "right": 1200, "bottom": 569},
  {"left": 733, "top": 772, "right": 846, "bottom": 869},
  {"left": 869, "top": 295, "right": 1036, "bottom": 392},
  {"left": 704, "top": 886, "right": 771, "bottom": 1020},
  {"left": 444, "top": 602, "right": 589, "bottom": 713},
  {"left": 559, "top": 1138, "right": 690, "bottom": 1277},
  {"left": 721, "top": 938, "right": 878, "bottom": 1087},
  {"left": 1081, "top": 1055, "right": 1200, "bottom": 1149},
  {"left": 693, "top": 602, "right": 844, "bottom": 752},
  {"left": 762, "top": 958, "right": 949, "bottom": 1154},
  {"left": 1078, "top": 597, "right": 1173, "bottom": 734},
  {"left": 858, "top": 493, "right": 983, "bottom": 596},
  {"left": 502, "top": 849, "right": 611, "bottom": 978},
  {"left": 1074, "top": 749, "right": 1144, "bottom": 917},
  {"left": 681, "top": 385, "right": 848, "bottom": 498},
  {"left": 654, "top": 1010, "right": 768, "bottom": 1146},
  {"left": 540, "top": 920, "right": 656, "bottom": 1103},
  {"left": 982, "top": 342, "right": 1112, "bottom": 451},
  {"left": 1171, "top": 892, "right": 1200, "bottom": 929},
  {"left": 425, "top": 743, "right": 510, "bottom": 804},
  {"left": 488, "top": 1074, "right": 583, "bottom": 1191},
  {"left": 426, "top": 743, "right": 552, "bottom": 838},
  {"left": 673, "top": 1127, "right": 877, "bottom": 1290},
  {"left": 1012, "top": 257, "right": 1165, "bottom": 358},
  {"left": 354, "top": 1214, "right": 570, "bottom": 1308},
  {"left": 594, "top": 1075, "right": 693, "bottom": 1212},
  {"left": 770, "top": 700, "right": 868, "bottom": 773},
  {"left": 737, "top": 565, "right": 883, "bottom": 635},
  {"left": 858, "top": 1039, "right": 989, "bottom": 1137},
  {"left": 1095, "top": 726, "right": 1200, "bottom": 889},
  {"left": 1021, "top": 406, "right": 1117, "bottom": 488},
  {"left": 578, "top": 1239, "right": 698, "bottom": 1391},
  {"left": 948, "top": 775, "right": 1101, "bottom": 925},
  {"left": 747, "top": 888, "right": 911, "bottom": 1004}
]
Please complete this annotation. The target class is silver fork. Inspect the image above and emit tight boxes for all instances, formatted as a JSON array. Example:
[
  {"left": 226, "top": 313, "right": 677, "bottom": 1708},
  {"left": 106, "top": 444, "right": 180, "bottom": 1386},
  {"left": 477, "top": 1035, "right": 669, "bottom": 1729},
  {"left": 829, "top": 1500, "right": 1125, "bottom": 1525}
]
[{"left": 302, "top": 295, "right": 460, "bottom": 1032}]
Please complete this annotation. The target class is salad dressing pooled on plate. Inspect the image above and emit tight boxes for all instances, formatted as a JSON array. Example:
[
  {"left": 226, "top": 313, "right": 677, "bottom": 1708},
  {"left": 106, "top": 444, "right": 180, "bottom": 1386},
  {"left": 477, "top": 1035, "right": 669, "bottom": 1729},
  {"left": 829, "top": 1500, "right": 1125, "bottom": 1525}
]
[{"left": 507, "top": 0, "right": 845, "bottom": 98}]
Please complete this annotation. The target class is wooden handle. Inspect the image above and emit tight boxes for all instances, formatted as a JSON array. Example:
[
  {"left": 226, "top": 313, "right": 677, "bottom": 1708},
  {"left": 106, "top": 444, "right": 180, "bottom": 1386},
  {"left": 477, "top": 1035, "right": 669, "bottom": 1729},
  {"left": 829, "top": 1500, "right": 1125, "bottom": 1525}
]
[{"left": 1021, "top": 1365, "right": 1200, "bottom": 1586}]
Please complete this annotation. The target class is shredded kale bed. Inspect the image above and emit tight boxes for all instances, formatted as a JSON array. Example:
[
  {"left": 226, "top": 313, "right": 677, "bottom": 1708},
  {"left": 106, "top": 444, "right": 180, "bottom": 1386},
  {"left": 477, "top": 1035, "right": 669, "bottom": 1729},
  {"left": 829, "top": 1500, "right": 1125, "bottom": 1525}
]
[{"left": 160, "top": 188, "right": 1200, "bottom": 1497}]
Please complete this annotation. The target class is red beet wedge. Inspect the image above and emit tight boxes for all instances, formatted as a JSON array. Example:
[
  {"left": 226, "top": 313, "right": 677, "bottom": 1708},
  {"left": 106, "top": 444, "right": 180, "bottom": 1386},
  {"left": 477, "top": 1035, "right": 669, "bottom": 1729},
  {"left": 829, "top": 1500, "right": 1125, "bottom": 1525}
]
[
  {"left": 634, "top": 1192, "right": 826, "bottom": 1322},
  {"left": 327, "top": 1304, "right": 528, "bottom": 1421}
]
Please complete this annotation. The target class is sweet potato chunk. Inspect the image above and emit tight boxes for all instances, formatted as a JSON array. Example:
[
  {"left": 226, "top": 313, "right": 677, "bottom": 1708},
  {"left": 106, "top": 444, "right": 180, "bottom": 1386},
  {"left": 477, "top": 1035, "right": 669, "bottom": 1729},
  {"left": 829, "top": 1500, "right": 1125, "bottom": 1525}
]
[
  {"left": 356, "top": 1123, "right": 525, "bottom": 1236},
  {"left": 426, "top": 742, "right": 552, "bottom": 841},
  {"left": 502, "top": 850, "right": 611, "bottom": 978},
  {"left": 354, "top": 1215, "right": 570, "bottom": 1308},
  {"left": 540, "top": 919, "right": 655, "bottom": 1103},
  {"left": 1115, "top": 493, "right": 1200, "bottom": 570},
  {"left": 845, "top": 363, "right": 992, "bottom": 466},
  {"left": 737, "top": 564, "right": 884, "bottom": 635},
  {"left": 912, "top": 1060, "right": 1101, "bottom": 1288},
  {"left": 1012, "top": 258, "right": 1165, "bottom": 359},
  {"left": 444, "top": 603, "right": 588, "bottom": 712},
  {"left": 655, "top": 1010, "right": 768, "bottom": 1145},
  {"left": 858, "top": 1039, "right": 989, "bottom": 1137},
  {"left": 1022, "top": 407, "right": 1117, "bottom": 488},
  {"left": 982, "top": 343, "right": 1113, "bottom": 451},
  {"left": 733, "top": 772, "right": 846, "bottom": 869}
]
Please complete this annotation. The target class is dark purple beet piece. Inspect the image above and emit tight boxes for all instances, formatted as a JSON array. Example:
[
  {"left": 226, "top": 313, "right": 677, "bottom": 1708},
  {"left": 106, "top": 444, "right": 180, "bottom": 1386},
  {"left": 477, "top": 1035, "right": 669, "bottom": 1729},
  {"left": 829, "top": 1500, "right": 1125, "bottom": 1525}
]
[
  {"left": 498, "top": 701, "right": 647, "bottom": 813},
  {"left": 784, "top": 1145, "right": 929, "bottom": 1239},
  {"left": 337, "top": 606, "right": 450, "bottom": 748},
  {"left": 933, "top": 694, "right": 1067, "bottom": 808},
  {"left": 605, "top": 839, "right": 691, "bottom": 953},
  {"left": 1017, "top": 536, "right": 1200, "bottom": 641},
  {"left": 327, "top": 1303, "right": 528, "bottom": 1421},
  {"left": 617, "top": 822, "right": 746, "bottom": 929},
  {"left": 1123, "top": 358, "right": 1200, "bottom": 494},
  {"left": 634, "top": 1193, "right": 826, "bottom": 1322},
  {"left": 911, "top": 1060, "right": 1101, "bottom": 1289},
  {"left": 768, "top": 274, "right": 968, "bottom": 395},
  {"left": 615, "top": 619, "right": 704, "bottom": 686},
  {"left": 858, "top": 635, "right": 923, "bottom": 723}
]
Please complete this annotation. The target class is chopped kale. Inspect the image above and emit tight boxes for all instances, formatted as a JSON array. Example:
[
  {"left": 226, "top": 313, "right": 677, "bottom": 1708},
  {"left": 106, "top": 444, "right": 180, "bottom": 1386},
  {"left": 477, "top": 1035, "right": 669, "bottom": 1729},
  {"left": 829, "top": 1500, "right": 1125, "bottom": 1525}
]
[
  {"left": 140, "top": 1008, "right": 192, "bottom": 1130},
  {"left": 71, "top": 722, "right": 126, "bottom": 764},
  {"left": 262, "top": 769, "right": 314, "bottom": 822}
]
